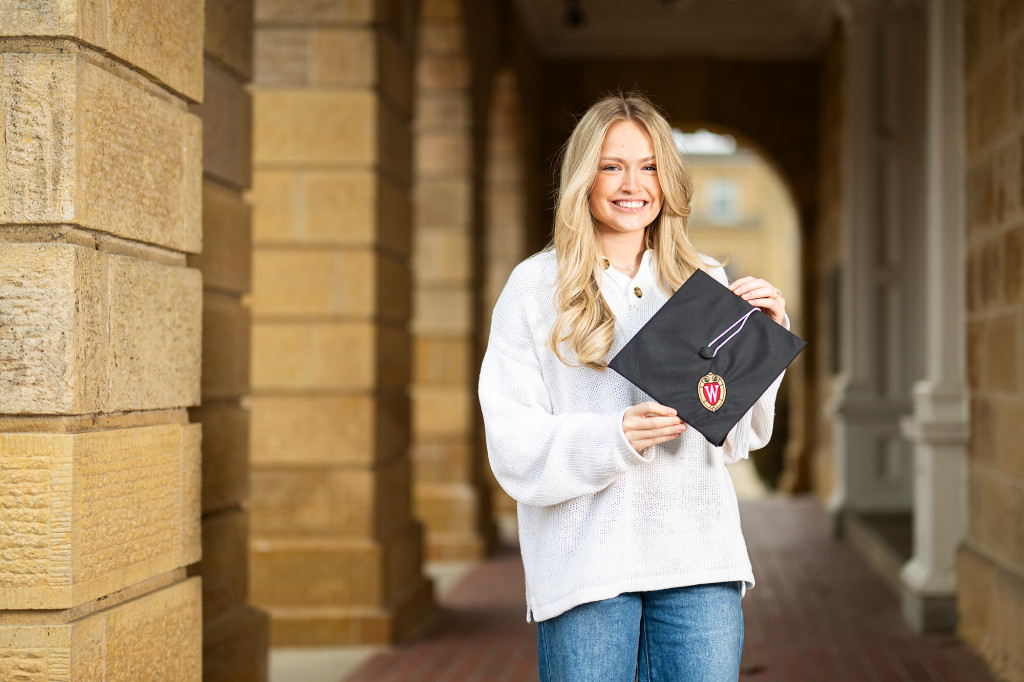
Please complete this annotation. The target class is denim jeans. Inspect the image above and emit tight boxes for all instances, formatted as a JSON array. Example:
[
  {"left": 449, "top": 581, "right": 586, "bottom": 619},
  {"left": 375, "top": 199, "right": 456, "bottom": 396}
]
[{"left": 536, "top": 582, "right": 744, "bottom": 682}]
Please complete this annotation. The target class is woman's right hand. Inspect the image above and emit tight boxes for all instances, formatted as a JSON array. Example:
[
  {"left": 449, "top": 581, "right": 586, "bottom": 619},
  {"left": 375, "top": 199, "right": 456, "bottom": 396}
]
[{"left": 622, "top": 401, "right": 686, "bottom": 454}]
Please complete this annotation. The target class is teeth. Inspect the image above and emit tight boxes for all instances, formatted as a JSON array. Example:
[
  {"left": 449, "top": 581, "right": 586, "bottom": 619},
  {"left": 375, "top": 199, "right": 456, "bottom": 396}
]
[{"left": 615, "top": 201, "right": 645, "bottom": 208}]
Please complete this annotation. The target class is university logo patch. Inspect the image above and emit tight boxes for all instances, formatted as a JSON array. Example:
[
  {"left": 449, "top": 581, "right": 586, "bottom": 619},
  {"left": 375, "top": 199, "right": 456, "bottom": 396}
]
[{"left": 698, "top": 373, "right": 726, "bottom": 412}]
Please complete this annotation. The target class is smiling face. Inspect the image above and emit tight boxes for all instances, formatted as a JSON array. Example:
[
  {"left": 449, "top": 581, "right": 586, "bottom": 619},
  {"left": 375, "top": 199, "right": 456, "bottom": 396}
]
[{"left": 589, "top": 119, "right": 664, "bottom": 243}]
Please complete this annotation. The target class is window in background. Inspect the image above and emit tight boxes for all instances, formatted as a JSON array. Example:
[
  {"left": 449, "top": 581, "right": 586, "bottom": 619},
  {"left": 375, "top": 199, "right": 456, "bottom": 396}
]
[{"left": 706, "top": 178, "right": 742, "bottom": 224}]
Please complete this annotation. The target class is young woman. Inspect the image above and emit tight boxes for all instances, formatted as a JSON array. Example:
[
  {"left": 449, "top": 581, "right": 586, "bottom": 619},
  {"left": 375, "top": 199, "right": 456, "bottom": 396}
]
[{"left": 479, "top": 93, "right": 788, "bottom": 681}]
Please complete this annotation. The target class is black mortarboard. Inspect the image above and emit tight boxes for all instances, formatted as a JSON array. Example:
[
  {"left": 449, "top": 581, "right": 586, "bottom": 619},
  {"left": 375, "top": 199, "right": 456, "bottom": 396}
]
[{"left": 608, "top": 268, "right": 807, "bottom": 447}]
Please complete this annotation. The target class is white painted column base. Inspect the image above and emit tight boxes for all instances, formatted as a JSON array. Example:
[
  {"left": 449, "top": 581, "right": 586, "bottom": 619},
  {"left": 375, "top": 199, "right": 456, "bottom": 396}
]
[
  {"left": 828, "top": 389, "right": 915, "bottom": 525},
  {"left": 899, "top": 387, "right": 968, "bottom": 634}
]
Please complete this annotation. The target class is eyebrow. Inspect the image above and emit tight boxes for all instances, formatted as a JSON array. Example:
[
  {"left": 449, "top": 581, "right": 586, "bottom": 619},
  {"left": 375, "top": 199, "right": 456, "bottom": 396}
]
[{"left": 600, "top": 155, "right": 656, "bottom": 163}]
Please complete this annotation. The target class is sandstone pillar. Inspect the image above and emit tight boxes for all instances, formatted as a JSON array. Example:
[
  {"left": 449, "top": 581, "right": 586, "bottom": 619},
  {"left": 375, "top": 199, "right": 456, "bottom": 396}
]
[
  {"left": 957, "top": 0, "right": 1024, "bottom": 677},
  {"left": 248, "top": 0, "right": 434, "bottom": 644},
  {"left": 186, "top": 0, "right": 270, "bottom": 677},
  {"left": 0, "top": 2, "right": 205, "bottom": 677},
  {"left": 411, "top": 0, "right": 496, "bottom": 560},
  {"left": 481, "top": 69, "right": 528, "bottom": 531}
]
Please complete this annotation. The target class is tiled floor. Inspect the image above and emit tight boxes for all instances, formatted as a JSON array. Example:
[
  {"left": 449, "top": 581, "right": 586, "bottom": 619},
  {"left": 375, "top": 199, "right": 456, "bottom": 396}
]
[
  {"left": 345, "top": 542, "right": 535, "bottom": 682},
  {"left": 340, "top": 496, "right": 996, "bottom": 682},
  {"left": 268, "top": 563, "right": 478, "bottom": 682},
  {"left": 737, "top": 498, "right": 993, "bottom": 682}
]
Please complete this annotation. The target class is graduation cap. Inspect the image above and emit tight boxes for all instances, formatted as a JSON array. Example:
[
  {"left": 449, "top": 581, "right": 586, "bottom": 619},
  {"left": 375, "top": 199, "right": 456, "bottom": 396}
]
[{"left": 608, "top": 268, "right": 806, "bottom": 447}]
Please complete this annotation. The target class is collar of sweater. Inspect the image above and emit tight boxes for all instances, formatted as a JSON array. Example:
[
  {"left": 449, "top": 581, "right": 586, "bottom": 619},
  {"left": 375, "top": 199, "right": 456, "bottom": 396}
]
[{"left": 599, "top": 249, "right": 657, "bottom": 314}]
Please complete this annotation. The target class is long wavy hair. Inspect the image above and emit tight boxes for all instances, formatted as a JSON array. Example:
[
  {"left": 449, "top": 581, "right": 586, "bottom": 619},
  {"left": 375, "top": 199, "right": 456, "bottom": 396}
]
[{"left": 547, "top": 92, "right": 707, "bottom": 370}]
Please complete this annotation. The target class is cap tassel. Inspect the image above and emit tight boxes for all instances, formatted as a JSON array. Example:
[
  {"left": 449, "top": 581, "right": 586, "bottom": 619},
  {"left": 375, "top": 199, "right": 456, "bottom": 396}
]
[{"left": 700, "top": 308, "right": 758, "bottom": 359}]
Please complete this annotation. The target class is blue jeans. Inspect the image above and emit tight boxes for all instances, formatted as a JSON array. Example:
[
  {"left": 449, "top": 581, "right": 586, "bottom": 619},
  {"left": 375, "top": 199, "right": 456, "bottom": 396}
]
[{"left": 536, "top": 582, "right": 744, "bottom": 682}]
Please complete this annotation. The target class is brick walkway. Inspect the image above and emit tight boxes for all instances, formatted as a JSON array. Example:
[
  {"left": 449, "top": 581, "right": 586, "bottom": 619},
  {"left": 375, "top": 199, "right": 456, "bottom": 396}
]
[{"left": 346, "top": 497, "right": 996, "bottom": 682}]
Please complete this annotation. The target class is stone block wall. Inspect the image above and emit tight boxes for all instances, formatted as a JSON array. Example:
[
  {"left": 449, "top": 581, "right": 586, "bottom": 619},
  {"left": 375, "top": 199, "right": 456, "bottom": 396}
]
[
  {"left": 959, "top": 1, "right": 1024, "bottom": 679},
  {"left": 248, "top": 0, "right": 434, "bottom": 645},
  {"left": 411, "top": 0, "right": 496, "bottom": 561},
  {"left": 1, "top": 2, "right": 204, "bottom": 676},
  {"left": 185, "top": 0, "right": 270, "bottom": 679}
]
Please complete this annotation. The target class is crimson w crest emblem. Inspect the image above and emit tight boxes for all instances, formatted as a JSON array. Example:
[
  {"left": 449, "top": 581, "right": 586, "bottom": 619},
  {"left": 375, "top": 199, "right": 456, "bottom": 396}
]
[{"left": 698, "top": 373, "right": 726, "bottom": 412}]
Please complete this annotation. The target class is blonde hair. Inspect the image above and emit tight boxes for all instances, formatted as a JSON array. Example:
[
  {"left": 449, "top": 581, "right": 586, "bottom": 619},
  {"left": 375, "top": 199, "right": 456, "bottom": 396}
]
[{"left": 547, "top": 92, "right": 708, "bottom": 370}]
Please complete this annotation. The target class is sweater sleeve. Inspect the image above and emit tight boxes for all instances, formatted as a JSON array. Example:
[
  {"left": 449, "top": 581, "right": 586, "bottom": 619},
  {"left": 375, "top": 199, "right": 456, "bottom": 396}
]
[
  {"left": 702, "top": 256, "right": 785, "bottom": 464},
  {"left": 478, "top": 268, "right": 650, "bottom": 507},
  {"left": 721, "top": 371, "right": 784, "bottom": 464}
]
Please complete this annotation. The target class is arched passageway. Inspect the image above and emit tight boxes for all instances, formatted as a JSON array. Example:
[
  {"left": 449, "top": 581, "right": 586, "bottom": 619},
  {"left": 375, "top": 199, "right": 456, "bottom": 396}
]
[
  {"left": 675, "top": 126, "right": 805, "bottom": 494},
  {"left": 526, "top": 68, "right": 824, "bottom": 504}
]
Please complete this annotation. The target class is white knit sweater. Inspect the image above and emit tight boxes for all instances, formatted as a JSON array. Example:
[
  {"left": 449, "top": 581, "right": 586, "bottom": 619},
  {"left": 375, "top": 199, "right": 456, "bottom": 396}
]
[{"left": 478, "top": 249, "right": 784, "bottom": 622}]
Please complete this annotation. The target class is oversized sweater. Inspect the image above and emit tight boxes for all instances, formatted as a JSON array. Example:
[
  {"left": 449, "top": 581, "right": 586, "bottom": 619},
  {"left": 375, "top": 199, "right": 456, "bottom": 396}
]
[{"left": 478, "top": 249, "right": 784, "bottom": 622}]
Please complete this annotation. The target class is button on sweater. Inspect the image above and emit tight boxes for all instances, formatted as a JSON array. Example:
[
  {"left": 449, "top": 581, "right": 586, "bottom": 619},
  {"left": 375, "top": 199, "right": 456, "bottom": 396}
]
[{"left": 478, "top": 249, "right": 784, "bottom": 622}]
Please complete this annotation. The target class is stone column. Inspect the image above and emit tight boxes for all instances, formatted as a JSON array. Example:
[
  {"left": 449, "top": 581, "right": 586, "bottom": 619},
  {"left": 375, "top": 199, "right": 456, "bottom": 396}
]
[
  {"left": 0, "top": 2, "right": 204, "bottom": 677},
  {"left": 411, "top": 0, "right": 496, "bottom": 560},
  {"left": 481, "top": 69, "right": 528, "bottom": 530},
  {"left": 828, "top": 0, "right": 926, "bottom": 521},
  {"left": 898, "top": 0, "right": 968, "bottom": 634},
  {"left": 186, "top": 0, "right": 270, "bottom": 677},
  {"left": 248, "top": 0, "right": 434, "bottom": 645}
]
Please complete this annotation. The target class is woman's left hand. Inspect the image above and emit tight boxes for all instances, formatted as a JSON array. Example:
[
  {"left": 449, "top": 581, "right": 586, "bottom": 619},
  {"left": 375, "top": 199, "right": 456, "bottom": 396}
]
[{"left": 728, "top": 276, "right": 787, "bottom": 327}]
